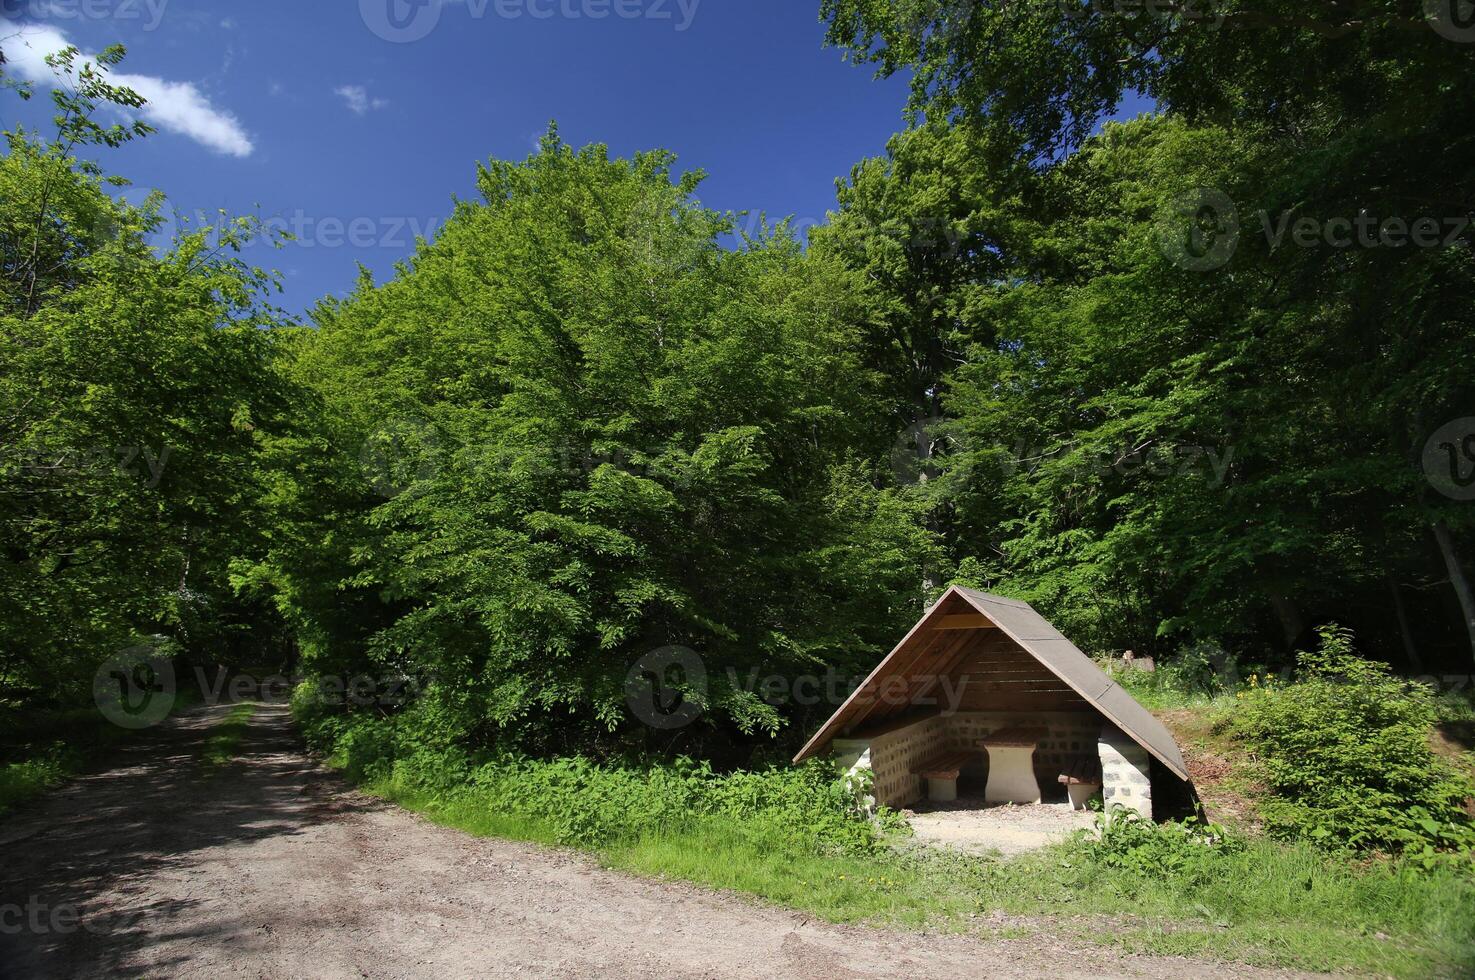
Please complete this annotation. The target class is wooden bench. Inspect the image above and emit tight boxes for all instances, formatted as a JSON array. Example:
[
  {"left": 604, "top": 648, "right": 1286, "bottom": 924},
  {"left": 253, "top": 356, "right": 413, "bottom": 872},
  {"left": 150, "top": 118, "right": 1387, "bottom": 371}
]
[
  {"left": 1057, "top": 755, "right": 1103, "bottom": 810},
  {"left": 913, "top": 749, "right": 978, "bottom": 802}
]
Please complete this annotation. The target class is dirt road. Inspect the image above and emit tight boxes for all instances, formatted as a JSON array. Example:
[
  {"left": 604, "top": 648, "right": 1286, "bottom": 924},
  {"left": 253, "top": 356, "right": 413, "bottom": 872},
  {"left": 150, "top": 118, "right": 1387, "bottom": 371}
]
[{"left": 0, "top": 703, "right": 1310, "bottom": 979}]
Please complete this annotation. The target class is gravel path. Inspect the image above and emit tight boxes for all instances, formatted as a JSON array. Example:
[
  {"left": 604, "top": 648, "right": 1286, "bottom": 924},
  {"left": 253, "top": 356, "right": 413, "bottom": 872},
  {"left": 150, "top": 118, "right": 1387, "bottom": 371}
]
[
  {"left": 906, "top": 798, "right": 1099, "bottom": 855},
  {"left": 0, "top": 703, "right": 1315, "bottom": 979}
]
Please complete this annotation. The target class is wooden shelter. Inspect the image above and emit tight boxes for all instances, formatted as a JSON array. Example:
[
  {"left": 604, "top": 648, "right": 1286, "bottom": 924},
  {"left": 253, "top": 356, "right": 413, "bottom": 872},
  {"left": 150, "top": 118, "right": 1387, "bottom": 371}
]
[{"left": 794, "top": 586, "right": 1190, "bottom": 813}]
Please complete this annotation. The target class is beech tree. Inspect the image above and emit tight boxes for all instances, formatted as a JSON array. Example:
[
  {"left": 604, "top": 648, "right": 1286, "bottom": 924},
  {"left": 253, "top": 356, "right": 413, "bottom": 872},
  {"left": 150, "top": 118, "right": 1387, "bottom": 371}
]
[
  {"left": 252, "top": 130, "right": 937, "bottom": 752},
  {"left": 0, "top": 47, "right": 300, "bottom": 702}
]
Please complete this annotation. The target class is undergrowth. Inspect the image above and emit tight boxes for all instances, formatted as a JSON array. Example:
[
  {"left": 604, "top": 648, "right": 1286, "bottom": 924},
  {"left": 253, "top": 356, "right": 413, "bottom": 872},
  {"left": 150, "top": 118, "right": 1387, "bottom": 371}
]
[
  {"left": 299, "top": 702, "right": 1475, "bottom": 978},
  {"left": 0, "top": 748, "right": 75, "bottom": 817},
  {"left": 1223, "top": 626, "right": 1475, "bottom": 857},
  {"left": 0, "top": 685, "right": 206, "bottom": 816}
]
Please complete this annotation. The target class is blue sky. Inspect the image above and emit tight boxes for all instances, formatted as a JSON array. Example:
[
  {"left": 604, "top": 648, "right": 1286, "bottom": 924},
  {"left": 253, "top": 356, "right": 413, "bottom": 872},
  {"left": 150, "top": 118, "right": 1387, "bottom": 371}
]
[{"left": 0, "top": 0, "right": 916, "bottom": 317}]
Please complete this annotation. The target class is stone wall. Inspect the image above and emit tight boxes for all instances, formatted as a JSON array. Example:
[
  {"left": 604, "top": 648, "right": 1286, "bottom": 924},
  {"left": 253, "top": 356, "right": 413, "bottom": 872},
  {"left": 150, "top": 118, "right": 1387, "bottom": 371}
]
[
  {"left": 843, "top": 711, "right": 1108, "bottom": 810},
  {"left": 864, "top": 715, "right": 948, "bottom": 808},
  {"left": 1098, "top": 724, "right": 1153, "bottom": 819}
]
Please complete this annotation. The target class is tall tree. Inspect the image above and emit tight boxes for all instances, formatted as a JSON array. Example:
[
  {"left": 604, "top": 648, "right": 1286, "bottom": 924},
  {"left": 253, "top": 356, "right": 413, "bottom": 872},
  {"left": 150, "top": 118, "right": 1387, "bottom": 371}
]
[
  {"left": 253, "top": 130, "right": 937, "bottom": 754},
  {"left": 0, "top": 47, "right": 299, "bottom": 703},
  {"left": 816, "top": 108, "right": 1475, "bottom": 665},
  {"left": 819, "top": 0, "right": 1475, "bottom": 666}
]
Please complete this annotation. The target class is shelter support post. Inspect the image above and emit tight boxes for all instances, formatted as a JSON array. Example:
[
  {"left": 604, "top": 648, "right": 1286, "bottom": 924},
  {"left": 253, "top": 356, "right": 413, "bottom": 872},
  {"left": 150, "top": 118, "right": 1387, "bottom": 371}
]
[
  {"left": 1099, "top": 725, "right": 1153, "bottom": 820},
  {"left": 832, "top": 737, "right": 875, "bottom": 811}
]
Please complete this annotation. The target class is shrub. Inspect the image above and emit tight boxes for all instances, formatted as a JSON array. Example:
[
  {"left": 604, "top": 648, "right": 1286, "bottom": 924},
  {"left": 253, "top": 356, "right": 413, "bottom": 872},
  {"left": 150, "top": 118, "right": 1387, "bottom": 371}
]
[
  {"left": 289, "top": 679, "right": 334, "bottom": 737},
  {"left": 1073, "top": 807, "right": 1243, "bottom": 876},
  {"left": 296, "top": 702, "right": 896, "bottom": 856},
  {"left": 454, "top": 753, "right": 888, "bottom": 853},
  {"left": 0, "top": 748, "right": 72, "bottom": 816},
  {"left": 1099, "top": 640, "right": 1267, "bottom": 710},
  {"left": 1225, "top": 625, "right": 1475, "bottom": 855}
]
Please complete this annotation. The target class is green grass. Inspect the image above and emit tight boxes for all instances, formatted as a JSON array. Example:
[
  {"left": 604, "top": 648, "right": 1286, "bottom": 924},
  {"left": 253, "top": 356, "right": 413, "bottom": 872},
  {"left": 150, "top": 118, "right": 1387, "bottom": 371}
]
[
  {"left": 0, "top": 686, "right": 215, "bottom": 814},
  {"left": 370, "top": 777, "right": 962, "bottom": 925},
  {"left": 1435, "top": 688, "right": 1475, "bottom": 725},
  {"left": 359, "top": 766, "right": 1475, "bottom": 978},
  {"left": 200, "top": 704, "right": 256, "bottom": 769},
  {"left": 1101, "top": 665, "right": 1239, "bottom": 712},
  {"left": 0, "top": 750, "right": 76, "bottom": 817}
]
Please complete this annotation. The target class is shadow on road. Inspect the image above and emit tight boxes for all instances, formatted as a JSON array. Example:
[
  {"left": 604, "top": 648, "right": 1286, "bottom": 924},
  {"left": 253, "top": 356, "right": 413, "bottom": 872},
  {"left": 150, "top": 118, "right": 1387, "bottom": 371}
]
[{"left": 0, "top": 702, "right": 374, "bottom": 978}]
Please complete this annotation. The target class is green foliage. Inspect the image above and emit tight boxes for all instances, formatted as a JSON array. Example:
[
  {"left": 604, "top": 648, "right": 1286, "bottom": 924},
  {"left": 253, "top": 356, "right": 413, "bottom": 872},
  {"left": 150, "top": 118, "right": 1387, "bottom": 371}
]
[
  {"left": 253, "top": 127, "right": 937, "bottom": 751},
  {"left": 818, "top": 105, "right": 1475, "bottom": 664},
  {"left": 466, "top": 755, "right": 888, "bottom": 854},
  {"left": 0, "top": 748, "right": 72, "bottom": 817},
  {"left": 0, "top": 47, "right": 303, "bottom": 707},
  {"left": 5, "top": 45, "right": 154, "bottom": 156},
  {"left": 815, "top": 0, "right": 1475, "bottom": 671},
  {"left": 1227, "top": 626, "right": 1475, "bottom": 854},
  {"left": 1075, "top": 807, "right": 1243, "bottom": 876},
  {"left": 1100, "top": 644, "right": 1250, "bottom": 710},
  {"left": 1435, "top": 687, "right": 1475, "bottom": 725},
  {"left": 1, "top": 36, "right": 1471, "bottom": 980},
  {"left": 822, "top": 0, "right": 1475, "bottom": 187},
  {"left": 302, "top": 705, "right": 895, "bottom": 855}
]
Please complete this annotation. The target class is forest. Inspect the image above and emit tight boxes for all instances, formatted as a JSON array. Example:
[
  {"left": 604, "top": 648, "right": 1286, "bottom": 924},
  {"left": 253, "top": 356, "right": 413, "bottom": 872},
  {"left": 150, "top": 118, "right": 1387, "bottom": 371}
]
[
  {"left": 3, "top": 4, "right": 1475, "bottom": 975},
  {"left": 4, "top": 5, "right": 1473, "bottom": 755}
]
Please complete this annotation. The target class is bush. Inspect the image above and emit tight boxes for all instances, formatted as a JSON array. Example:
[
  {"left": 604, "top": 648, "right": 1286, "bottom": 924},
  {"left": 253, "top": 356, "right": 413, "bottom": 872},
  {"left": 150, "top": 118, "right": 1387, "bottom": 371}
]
[
  {"left": 1225, "top": 625, "right": 1475, "bottom": 855},
  {"left": 0, "top": 748, "right": 73, "bottom": 816},
  {"left": 457, "top": 754, "right": 887, "bottom": 853},
  {"left": 298, "top": 702, "right": 896, "bottom": 856},
  {"left": 1103, "top": 641, "right": 1248, "bottom": 709},
  {"left": 289, "top": 679, "right": 335, "bottom": 738},
  {"left": 1074, "top": 807, "right": 1243, "bottom": 876}
]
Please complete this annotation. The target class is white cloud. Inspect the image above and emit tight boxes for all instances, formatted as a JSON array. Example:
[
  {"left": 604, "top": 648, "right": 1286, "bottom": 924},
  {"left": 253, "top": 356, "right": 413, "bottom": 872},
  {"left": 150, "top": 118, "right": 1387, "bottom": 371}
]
[
  {"left": 0, "top": 20, "right": 254, "bottom": 157},
  {"left": 334, "top": 85, "right": 389, "bottom": 116}
]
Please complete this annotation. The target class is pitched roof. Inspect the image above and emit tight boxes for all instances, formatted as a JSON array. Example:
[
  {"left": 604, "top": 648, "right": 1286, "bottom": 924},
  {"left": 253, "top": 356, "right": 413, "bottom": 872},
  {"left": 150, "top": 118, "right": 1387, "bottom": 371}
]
[{"left": 791, "top": 585, "right": 1190, "bottom": 781}]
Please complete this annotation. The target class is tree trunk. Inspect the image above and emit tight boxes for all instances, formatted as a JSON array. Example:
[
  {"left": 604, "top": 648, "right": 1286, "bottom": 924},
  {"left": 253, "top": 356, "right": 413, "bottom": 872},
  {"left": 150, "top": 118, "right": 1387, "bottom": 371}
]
[
  {"left": 914, "top": 414, "right": 942, "bottom": 595},
  {"left": 1432, "top": 520, "right": 1475, "bottom": 668},
  {"left": 1387, "top": 575, "right": 1424, "bottom": 673},
  {"left": 1269, "top": 592, "right": 1305, "bottom": 651}
]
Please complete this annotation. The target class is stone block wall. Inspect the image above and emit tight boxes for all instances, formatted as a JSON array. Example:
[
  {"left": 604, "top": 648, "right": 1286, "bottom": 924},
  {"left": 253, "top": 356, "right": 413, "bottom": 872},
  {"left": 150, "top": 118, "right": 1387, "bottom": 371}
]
[
  {"left": 863, "top": 715, "right": 948, "bottom": 808},
  {"left": 1099, "top": 724, "right": 1153, "bottom": 819},
  {"left": 844, "top": 711, "right": 1108, "bottom": 810},
  {"left": 831, "top": 737, "right": 874, "bottom": 808}
]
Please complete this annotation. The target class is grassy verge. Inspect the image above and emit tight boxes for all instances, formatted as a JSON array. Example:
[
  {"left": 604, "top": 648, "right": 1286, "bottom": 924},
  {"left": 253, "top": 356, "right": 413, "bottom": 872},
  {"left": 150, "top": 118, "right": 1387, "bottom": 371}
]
[
  {"left": 0, "top": 750, "right": 76, "bottom": 817},
  {"left": 200, "top": 703, "right": 257, "bottom": 769},
  {"left": 0, "top": 686, "right": 208, "bottom": 816},
  {"left": 357, "top": 763, "right": 1475, "bottom": 978}
]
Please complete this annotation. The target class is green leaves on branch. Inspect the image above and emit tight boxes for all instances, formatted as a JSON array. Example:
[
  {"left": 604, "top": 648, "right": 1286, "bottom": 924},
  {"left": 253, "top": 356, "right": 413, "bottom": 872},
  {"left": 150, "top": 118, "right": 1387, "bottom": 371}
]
[
  {"left": 1226, "top": 626, "right": 1475, "bottom": 856},
  {"left": 258, "top": 128, "right": 935, "bottom": 750}
]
